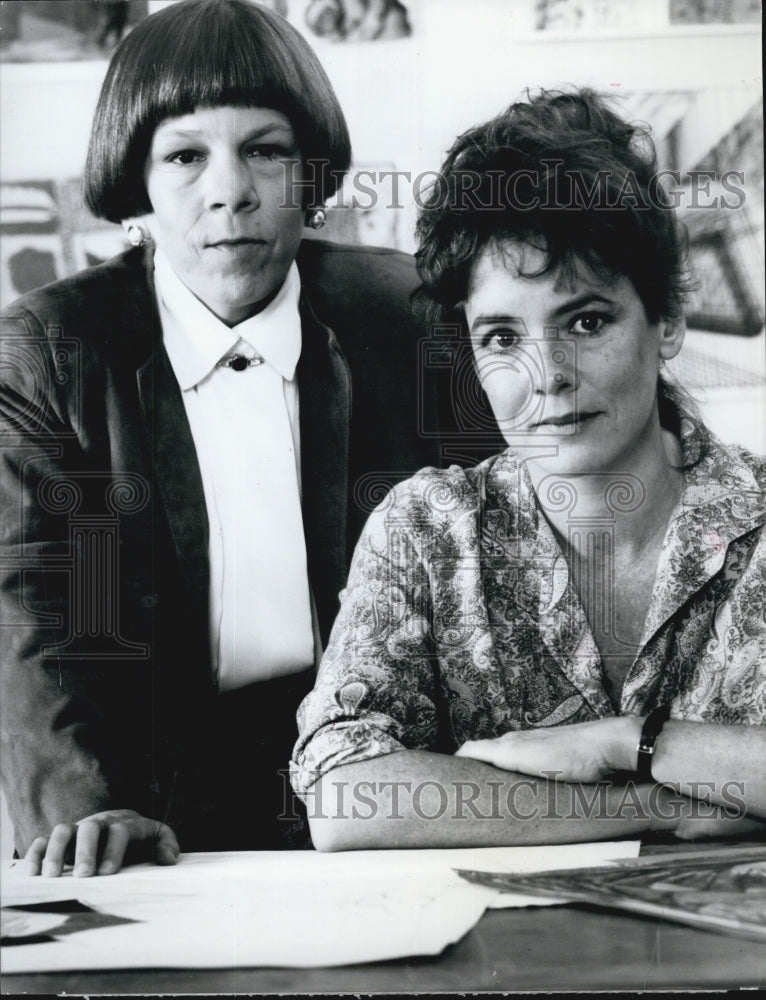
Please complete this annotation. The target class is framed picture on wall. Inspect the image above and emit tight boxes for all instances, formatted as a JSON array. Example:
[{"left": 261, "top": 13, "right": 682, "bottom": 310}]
[
  {"left": 532, "top": 0, "right": 761, "bottom": 32},
  {"left": 0, "top": 1, "right": 150, "bottom": 62}
]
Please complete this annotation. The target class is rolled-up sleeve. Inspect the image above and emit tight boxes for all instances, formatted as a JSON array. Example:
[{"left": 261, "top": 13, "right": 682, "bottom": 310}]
[{"left": 291, "top": 478, "right": 441, "bottom": 798}]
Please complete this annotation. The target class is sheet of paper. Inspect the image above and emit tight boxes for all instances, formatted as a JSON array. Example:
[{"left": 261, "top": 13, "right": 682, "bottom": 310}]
[{"left": 1, "top": 841, "right": 640, "bottom": 972}]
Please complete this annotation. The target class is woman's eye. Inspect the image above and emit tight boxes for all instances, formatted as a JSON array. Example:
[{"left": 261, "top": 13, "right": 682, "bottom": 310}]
[
  {"left": 167, "top": 150, "right": 203, "bottom": 165},
  {"left": 485, "top": 330, "right": 520, "bottom": 351},
  {"left": 570, "top": 313, "right": 607, "bottom": 336},
  {"left": 246, "top": 145, "right": 289, "bottom": 161}
]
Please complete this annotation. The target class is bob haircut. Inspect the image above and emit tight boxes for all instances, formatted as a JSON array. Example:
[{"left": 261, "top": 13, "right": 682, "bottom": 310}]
[
  {"left": 84, "top": 0, "right": 352, "bottom": 222},
  {"left": 415, "top": 88, "right": 692, "bottom": 327}
]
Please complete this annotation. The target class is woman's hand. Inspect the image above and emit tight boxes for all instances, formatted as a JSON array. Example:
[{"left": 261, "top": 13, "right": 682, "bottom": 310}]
[
  {"left": 23, "top": 809, "right": 180, "bottom": 877},
  {"left": 456, "top": 717, "right": 643, "bottom": 783}
]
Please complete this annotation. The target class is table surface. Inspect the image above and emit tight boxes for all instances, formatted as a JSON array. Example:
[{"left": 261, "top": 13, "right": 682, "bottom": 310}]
[{"left": 3, "top": 842, "right": 765, "bottom": 994}]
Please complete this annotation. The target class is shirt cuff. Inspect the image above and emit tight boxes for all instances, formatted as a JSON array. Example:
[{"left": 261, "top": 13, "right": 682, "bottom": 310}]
[{"left": 290, "top": 719, "right": 406, "bottom": 799}]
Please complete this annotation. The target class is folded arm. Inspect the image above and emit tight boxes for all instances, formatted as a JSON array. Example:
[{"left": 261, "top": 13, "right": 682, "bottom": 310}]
[
  {"left": 458, "top": 716, "right": 766, "bottom": 817},
  {"left": 307, "top": 748, "right": 763, "bottom": 852}
]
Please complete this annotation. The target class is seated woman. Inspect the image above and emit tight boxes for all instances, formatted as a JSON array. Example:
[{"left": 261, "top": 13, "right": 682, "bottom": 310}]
[
  {"left": 292, "top": 88, "right": 766, "bottom": 850},
  {"left": 1, "top": 0, "right": 444, "bottom": 874}
]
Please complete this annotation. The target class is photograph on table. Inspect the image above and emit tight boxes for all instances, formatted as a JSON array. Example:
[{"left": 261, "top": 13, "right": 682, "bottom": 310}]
[{"left": 458, "top": 845, "right": 766, "bottom": 942}]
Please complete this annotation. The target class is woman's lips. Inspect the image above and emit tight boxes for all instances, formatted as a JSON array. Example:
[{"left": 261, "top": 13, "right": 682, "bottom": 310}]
[
  {"left": 208, "top": 238, "right": 266, "bottom": 248},
  {"left": 205, "top": 239, "right": 269, "bottom": 262},
  {"left": 534, "top": 411, "right": 602, "bottom": 430}
]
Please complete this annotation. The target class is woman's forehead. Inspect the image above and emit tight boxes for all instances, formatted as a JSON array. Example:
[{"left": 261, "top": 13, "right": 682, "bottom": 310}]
[
  {"left": 152, "top": 104, "right": 296, "bottom": 136},
  {"left": 467, "top": 238, "right": 623, "bottom": 302}
]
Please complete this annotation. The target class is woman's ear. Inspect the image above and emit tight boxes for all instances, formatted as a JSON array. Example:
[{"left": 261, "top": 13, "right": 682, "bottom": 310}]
[{"left": 658, "top": 315, "right": 686, "bottom": 362}]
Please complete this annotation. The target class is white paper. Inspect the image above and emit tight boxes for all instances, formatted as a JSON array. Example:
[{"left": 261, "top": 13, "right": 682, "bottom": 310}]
[{"left": 1, "top": 841, "right": 639, "bottom": 973}]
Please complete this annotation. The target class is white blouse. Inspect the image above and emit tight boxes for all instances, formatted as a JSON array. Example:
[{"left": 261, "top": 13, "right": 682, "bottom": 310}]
[{"left": 156, "top": 249, "right": 317, "bottom": 689}]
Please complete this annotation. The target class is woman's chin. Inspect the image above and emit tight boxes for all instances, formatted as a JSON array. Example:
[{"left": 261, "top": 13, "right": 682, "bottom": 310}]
[
  {"left": 523, "top": 444, "right": 624, "bottom": 480},
  {"left": 192, "top": 273, "right": 286, "bottom": 325}
]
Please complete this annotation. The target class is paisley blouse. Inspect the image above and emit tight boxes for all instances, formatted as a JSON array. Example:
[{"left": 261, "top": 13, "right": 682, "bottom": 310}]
[{"left": 291, "top": 416, "right": 766, "bottom": 797}]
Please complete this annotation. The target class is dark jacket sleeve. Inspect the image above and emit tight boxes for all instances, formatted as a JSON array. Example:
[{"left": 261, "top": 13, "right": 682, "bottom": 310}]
[
  {"left": 1, "top": 306, "right": 109, "bottom": 850},
  {"left": 0, "top": 298, "right": 160, "bottom": 854}
]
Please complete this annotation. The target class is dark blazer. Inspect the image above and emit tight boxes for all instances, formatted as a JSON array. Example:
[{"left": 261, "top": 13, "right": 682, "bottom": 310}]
[{"left": 0, "top": 239, "right": 458, "bottom": 853}]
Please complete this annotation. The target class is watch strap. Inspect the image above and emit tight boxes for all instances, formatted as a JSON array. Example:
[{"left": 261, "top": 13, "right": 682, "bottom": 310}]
[{"left": 636, "top": 704, "right": 671, "bottom": 782}]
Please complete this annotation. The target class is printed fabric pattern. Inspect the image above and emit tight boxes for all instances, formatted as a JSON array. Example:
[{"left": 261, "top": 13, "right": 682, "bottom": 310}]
[{"left": 291, "top": 413, "right": 766, "bottom": 796}]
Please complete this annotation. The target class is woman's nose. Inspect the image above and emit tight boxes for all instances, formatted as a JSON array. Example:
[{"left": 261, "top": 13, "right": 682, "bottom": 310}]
[
  {"left": 534, "top": 336, "right": 578, "bottom": 395},
  {"left": 204, "top": 154, "right": 260, "bottom": 213}
]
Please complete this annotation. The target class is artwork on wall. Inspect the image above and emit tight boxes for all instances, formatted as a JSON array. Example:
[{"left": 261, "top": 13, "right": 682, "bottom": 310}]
[
  {"left": 322, "top": 163, "right": 402, "bottom": 248},
  {"left": 253, "top": 0, "right": 413, "bottom": 40},
  {"left": 0, "top": 1, "right": 150, "bottom": 62},
  {"left": 685, "top": 223, "right": 764, "bottom": 337},
  {"left": 0, "top": 180, "right": 128, "bottom": 307},
  {"left": 0, "top": 0, "right": 412, "bottom": 62},
  {"left": 682, "top": 99, "right": 764, "bottom": 336},
  {"left": 302, "top": 0, "right": 411, "bottom": 41},
  {"left": 0, "top": 0, "right": 412, "bottom": 60},
  {"left": 533, "top": 0, "right": 760, "bottom": 31},
  {"left": 669, "top": 0, "right": 761, "bottom": 24}
]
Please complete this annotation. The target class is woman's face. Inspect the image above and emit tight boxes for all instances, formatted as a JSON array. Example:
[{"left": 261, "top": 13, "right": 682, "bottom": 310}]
[
  {"left": 142, "top": 105, "right": 305, "bottom": 325},
  {"left": 465, "top": 239, "right": 684, "bottom": 477}
]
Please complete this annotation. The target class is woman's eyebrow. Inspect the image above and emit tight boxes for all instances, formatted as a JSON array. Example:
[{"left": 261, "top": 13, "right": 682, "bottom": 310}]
[
  {"left": 470, "top": 314, "right": 522, "bottom": 332},
  {"left": 550, "top": 293, "right": 614, "bottom": 318},
  {"left": 154, "top": 124, "right": 295, "bottom": 142},
  {"left": 240, "top": 124, "right": 296, "bottom": 142},
  {"left": 470, "top": 293, "right": 617, "bottom": 333},
  {"left": 153, "top": 127, "right": 205, "bottom": 140}
]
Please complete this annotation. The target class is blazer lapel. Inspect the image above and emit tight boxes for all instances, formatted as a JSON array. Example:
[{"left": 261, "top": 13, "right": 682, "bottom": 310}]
[
  {"left": 131, "top": 246, "right": 210, "bottom": 624},
  {"left": 136, "top": 343, "right": 210, "bottom": 620},
  {"left": 298, "top": 295, "right": 351, "bottom": 648}
]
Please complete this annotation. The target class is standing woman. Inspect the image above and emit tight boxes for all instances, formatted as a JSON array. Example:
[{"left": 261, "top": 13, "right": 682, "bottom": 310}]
[{"left": 0, "top": 0, "right": 442, "bottom": 873}]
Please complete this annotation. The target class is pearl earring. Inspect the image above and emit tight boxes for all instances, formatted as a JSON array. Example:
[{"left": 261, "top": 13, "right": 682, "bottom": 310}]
[
  {"left": 127, "top": 224, "right": 147, "bottom": 247},
  {"left": 306, "top": 207, "right": 327, "bottom": 230}
]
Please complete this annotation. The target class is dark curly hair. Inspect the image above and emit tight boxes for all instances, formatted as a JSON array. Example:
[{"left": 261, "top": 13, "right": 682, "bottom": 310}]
[
  {"left": 415, "top": 88, "right": 692, "bottom": 327},
  {"left": 414, "top": 88, "right": 700, "bottom": 441}
]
